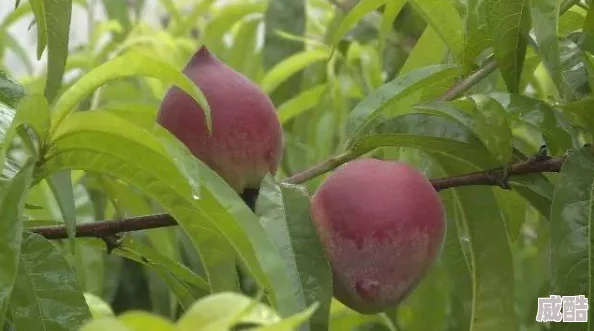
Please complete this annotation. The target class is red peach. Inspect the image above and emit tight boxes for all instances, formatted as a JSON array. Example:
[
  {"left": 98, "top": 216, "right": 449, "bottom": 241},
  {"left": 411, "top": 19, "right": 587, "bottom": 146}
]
[
  {"left": 310, "top": 158, "right": 445, "bottom": 314},
  {"left": 157, "top": 46, "right": 283, "bottom": 193}
]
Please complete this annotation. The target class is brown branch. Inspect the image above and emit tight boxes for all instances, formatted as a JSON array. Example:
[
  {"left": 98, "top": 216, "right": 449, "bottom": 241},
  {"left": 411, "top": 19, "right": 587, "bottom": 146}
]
[
  {"left": 431, "top": 156, "right": 564, "bottom": 191},
  {"left": 31, "top": 213, "right": 177, "bottom": 240},
  {"left": 30, "top": 156, "right": 565, "bottom": 240}
]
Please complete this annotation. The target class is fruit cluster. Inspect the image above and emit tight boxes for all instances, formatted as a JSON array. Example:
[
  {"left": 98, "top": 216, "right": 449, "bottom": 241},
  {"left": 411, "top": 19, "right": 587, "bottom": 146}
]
[{"left": 157, "top": 46, "right": 446, "bottom": 314}]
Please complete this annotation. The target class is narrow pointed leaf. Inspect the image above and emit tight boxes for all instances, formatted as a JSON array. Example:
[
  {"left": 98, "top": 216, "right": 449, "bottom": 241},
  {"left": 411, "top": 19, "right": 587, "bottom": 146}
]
[
  {"left": 0, "top": 163, "right": 35, "bottom": 327},
  {"left": 277, "top": 83, "right": 327, "bottom": 124},
  {"left": 378, "top": 0, "right": 406, "bottom": 50},
  {"left": 263, "top": 0, "right": 305, "bottom": 69},
  {"left": 550, "top": 146, "right": 594, "bottom": 330},
  {"left": 530, "top": 0, "right": 565, "bottom": 96},
  {"left": 29, "top": 0, "right": 72, "bottom": 102},
  {"left": 46, "top": 170, "right": 76, "bottom": 244},
  {"left": 345, "top": 65, "right": 460, "bottom": 142},
  {"left": 0, "top": 70, "right": 25, "bottom": 108},
  {"left": 408, "top": 0, "right": 464, "bottom": 59},
  {"left": 400, "top": 27, "right": 447, "bottom": 75},
  {"left": 260, "top": 50, "right": 330, "bottom": 94},
  {"left": 473, "top": 96, "right": 513, "bottom": 166},
  {"left": 0, "top": 94, "right": 50, "bottom": 177},
  {"left": 176, "top": 292, "right": 281, "bottom": 330},
  {"left": 8, "top": 231, "right": 91, "bottom": 330},
  {"left": 330, "top": 0, "right": 387, "bottom": 46},
  {"left": 490, "top": 93, "right": 576, "bottom": 156},
  {"left": 348, "top": 113, "right": 498, "bottom": 169},
  {"left": 50, "top": 51, "right": 211, "bottom": 133},
  {"left": 256, "top": 177, "right": 332, "bottom": 331},
  {"left": 438, "top": 156, "right": 518, "bottom": 331},
  {"left": 484, "top": 0, "right": 531, "bottom": 92},
  {"left": 464, "top": 0, "right": 492, "bottom": 68}
]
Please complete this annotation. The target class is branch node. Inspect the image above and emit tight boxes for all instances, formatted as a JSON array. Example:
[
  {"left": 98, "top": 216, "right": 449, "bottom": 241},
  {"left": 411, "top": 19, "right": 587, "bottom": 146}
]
[
  {"left": 528, "top": 145, "right": 551, "bottom": 163},
  {"left": 101, "top": 234, "right": 122, "bottom": 254},
  {"left": 491, "top": 169, "right": 511, "bottom": 190}
]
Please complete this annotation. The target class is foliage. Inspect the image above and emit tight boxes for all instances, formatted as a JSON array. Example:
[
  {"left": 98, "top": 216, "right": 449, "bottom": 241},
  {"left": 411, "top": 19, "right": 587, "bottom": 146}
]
[{"left": 0, "top": 0, "right": 593, "bottom": 330}]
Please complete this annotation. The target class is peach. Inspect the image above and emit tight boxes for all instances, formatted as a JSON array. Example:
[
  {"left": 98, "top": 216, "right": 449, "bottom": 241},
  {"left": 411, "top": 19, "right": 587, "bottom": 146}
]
[
  {"left": 310, "top": 158, "right": 445, "bottom": 314},
  {"left": 157, "top": 46, "right": 283, "bottom": 196}
]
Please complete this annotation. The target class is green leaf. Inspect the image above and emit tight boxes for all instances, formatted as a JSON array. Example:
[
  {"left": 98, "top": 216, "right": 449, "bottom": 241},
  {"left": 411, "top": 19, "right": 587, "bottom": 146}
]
[
  {"left": 202, "top": 2, "right": 266, "bottom": 56},
  {"left": 490, "top": 93, "right": 576, "bottom": 156},
  {"left": 277, "top": 83, "right": 327, "bottom": 124},
  {"left": 330, "top": 0, "right": 387, "bottom": 47},
  {"left": 530, "top": 0, "right": 566, "bottom": 97},
  {"left": 378, "top": 0, "right": 406, "bottom": 51},
  {"left": 263, "top": 0, "right": 306, "bottom": 104},
  {"left": 508, "top": 174, "right": 554, "bottom": 219},
  {"left": 29, "top": 0, "right": 47, "bottom": 59},
  {"left": 0, "top": 94, "right": 50, "bottom": 178},
  {"left": 256, "top": 177, "right": 332, "bottom": 331},
  {"left": 263, "top": 0, "right": 306, "bottom": 69},
  {"left": 118, "top": 311, "right": 176, "bottom": 330},
  {"left": 0, "top": 70, "right": 26, "bottom": 108},
  {"left": 113, "top": 237, "right": 209, "bottom": 306},
  {"left": 581, "top": 3, "right": 594, "bottom": 54},
  {"left": 84, "top": 235, "right": 203, "bottom": 310},
  {"left": 100, "top": 103, "right": 157, "bottom": 130},
  {"left": 84, "top": 293, "right": 114, "bottom": 319},
  {"left": 80, "top": 317, "right": 130, "bottom": 331},
  {"left": 8, "top": 231, "right": 92, "bottom": 330},
  {"left": 50, "top": 51, "right": 210, "bottom": 134},
  {"left": 176, "top": 292, "right": 281, "bottom": 330},
  {"left": 226, "top": 16, "right": 261, "bottom": 79},
  {"left": 345, "top": 64, "right": 460, "bottom": 142},
  {"left": 347, "top": 113, "right": 498, "bottom": 169},
  {"left": 464, "top": 0, "right": 492, "bottom": 68},
  {"left": 557, "top": 39, "right": 591, "bottom": 100},
  {"left": 30, "top": 0, "right": 72, "bottom": 102},
  {"left": 250, "top": 303, "right": 319, "bottom": 331},
  {"left": 44, "top": 111, "right": 300, "bottom": 316},
  {"left": 437, "top": 156, "right": 518, "bottom": 331},
  {"left": 400, "top": 27, "right": 447, "bottom": 75},
  {"left": 562, "top": 96, "right": 594, "bottom": 135},
  {"left": 260, "top": 50, "right": 330, "bottom": 94},
  {"left": 46, "top": 170, "right": 76, "bottom": 245},
  {"left": 407, "top": 0, "right": 464, "bottom": 59},
  {"left": 494, "top": 189, "right": 527, "bottom": 242},
  {"left": 439, "top": 189, "right": 472, "bottom": 330},
  {"left": 100, "top": 0, "right": 132, "bottom": 41},
  {"left": 559, "top": 8, "right": 585, "bottom": 36},
  {"left": 550, "top": 146, "right": 594, "bottom": 330},
  {"left": 472, "top": 96, "right": 513, "bottom": 166},
  {"left": 484, "top": 0, "right": 531, "bottom": 92},
  {"left": 0, "top": 163, "right": 35, "bottom": 327}
]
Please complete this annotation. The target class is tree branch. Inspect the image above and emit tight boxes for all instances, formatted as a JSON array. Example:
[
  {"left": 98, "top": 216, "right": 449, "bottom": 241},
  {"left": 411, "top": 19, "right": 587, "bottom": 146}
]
[
  {"left": 431, "top": 156, "right": 564, "bottom": 191},
  {"left": 30, "top": 156, "right": 565, "bottom": 240},
  {"left": 31, "top": 213, "right": 177, "bottom": 240}
]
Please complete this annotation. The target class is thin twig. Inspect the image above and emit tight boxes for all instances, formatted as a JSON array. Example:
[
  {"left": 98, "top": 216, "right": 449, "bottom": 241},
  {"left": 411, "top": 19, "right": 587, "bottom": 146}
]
[
  {"left": 431, "top": 156, "right": 564, "bottom": 191},
  {"left": 31, "top": 213, "right": 177, "bottom": 240}
]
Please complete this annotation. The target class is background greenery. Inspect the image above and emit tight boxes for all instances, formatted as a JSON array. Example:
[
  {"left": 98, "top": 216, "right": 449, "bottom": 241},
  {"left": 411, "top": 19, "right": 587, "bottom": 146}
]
[{"left": 0, "top": 0, "right": 593, "bottom": 330}]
